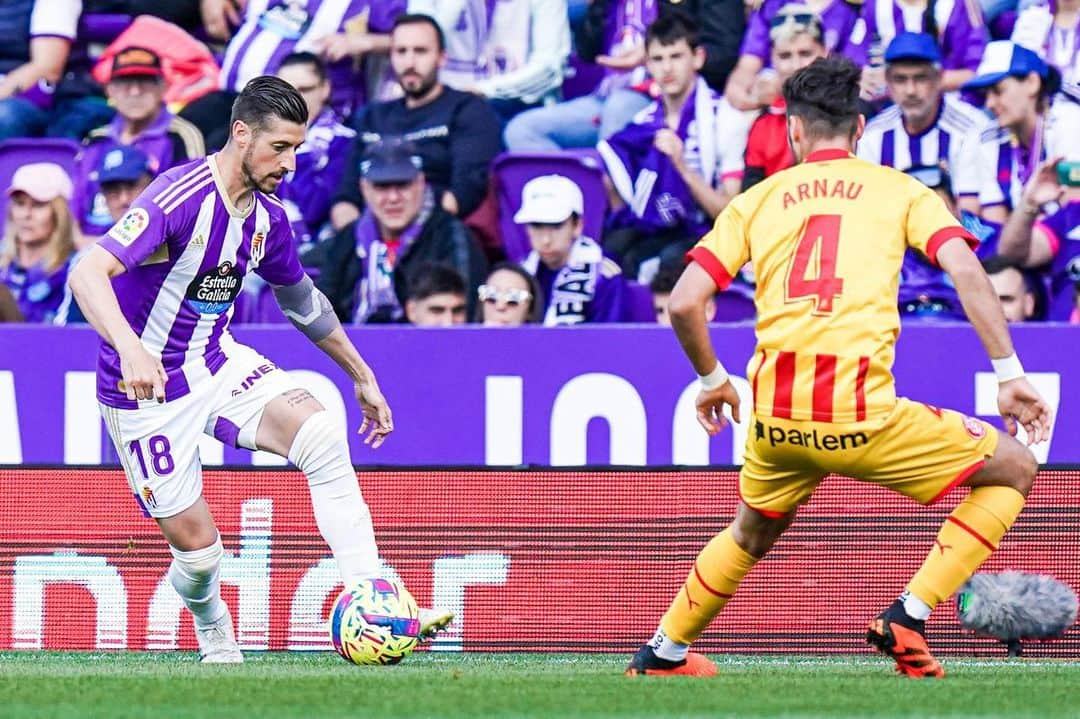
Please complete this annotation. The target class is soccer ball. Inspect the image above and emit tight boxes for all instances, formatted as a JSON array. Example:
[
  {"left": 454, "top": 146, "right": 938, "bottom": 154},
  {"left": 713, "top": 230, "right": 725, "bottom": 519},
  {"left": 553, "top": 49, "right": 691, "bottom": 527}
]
[{"left": 329, "top": 578, "right": 421, "bottom": 665}]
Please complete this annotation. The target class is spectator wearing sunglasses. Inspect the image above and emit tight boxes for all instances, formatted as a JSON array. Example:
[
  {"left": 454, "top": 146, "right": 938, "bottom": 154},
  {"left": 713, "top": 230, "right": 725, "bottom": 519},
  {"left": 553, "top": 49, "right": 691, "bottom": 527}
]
[
  {"left": 477, "top": 263, "right": 544, "bottom": 326},
  {"left": 898, "top": 164, "right": 1004, "bottom": 320},
  {"left": 316, "top": 138, "right": 488, "bottom": 324},
  {"left": 856, "top": 33, "right": 1001, "bottom": 222},
  {"left": 516, "top": 174, "right": 628, "bottom": 325},
  {"left": 724, "top": 0, "right": 864, "bottom": 110},
  {"left": 742, "top": 7, "right": 829, "bottom": 190}
]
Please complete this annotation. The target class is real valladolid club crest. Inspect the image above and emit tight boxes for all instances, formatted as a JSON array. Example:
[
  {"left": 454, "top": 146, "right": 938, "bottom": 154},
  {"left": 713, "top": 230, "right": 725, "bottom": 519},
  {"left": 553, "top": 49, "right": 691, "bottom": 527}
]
[{"left": 250, "top": 229, "right": 268, "bottom": 269}]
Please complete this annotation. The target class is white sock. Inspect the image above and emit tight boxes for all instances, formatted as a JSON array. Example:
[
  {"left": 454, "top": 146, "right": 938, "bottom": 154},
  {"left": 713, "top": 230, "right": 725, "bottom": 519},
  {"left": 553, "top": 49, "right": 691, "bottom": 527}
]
[
  {"left": 289, "top": 412, "right": 380, "bottom": 584},
  {"left": 901, "top": 590, "right": 933, "bottom": 621},
  {"left": 168, "top": 536, "right": 228, "bottom": 627},
  {"left": 648, "top": 627, "right": 689, "bottom": 662}
]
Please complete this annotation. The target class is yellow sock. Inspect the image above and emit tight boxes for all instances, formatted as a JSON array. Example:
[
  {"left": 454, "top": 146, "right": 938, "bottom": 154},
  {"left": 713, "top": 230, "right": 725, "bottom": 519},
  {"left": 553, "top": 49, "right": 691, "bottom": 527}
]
[
  {"left": 659, "top": 528, "right": 759, "bottom": 644},
  {"left": 908, "top": 486, "right": 1026, "bottom": 607}
]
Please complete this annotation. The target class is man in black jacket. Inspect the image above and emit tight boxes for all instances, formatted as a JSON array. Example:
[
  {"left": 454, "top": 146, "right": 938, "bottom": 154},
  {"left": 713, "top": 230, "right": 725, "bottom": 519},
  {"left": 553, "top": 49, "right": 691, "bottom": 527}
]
[
  {"left": 317, "top": 139, "right": 488, "bottom": 324},
  {"left": 329, "top": 13, "right": 502, "bottom": 230}
]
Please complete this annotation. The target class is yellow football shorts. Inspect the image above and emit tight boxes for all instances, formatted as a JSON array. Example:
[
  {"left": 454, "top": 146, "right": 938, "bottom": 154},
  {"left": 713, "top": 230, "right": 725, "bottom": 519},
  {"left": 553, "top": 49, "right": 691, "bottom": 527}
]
[{"left": 738, "top": 397, "right": 1000, "bottom": 517}]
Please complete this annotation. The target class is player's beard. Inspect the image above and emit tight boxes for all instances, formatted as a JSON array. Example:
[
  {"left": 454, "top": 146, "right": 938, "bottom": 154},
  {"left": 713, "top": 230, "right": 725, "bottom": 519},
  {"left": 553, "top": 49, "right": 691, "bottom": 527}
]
[{"left": 241, "top": 148, "right": 282, "bottom": 194}]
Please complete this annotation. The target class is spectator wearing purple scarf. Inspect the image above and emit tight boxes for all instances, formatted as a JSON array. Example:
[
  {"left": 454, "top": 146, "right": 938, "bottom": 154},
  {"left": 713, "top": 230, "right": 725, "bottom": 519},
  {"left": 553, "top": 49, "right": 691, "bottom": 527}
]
[{"left": 316, "top": 138, "right": 487, "bottom": 323}]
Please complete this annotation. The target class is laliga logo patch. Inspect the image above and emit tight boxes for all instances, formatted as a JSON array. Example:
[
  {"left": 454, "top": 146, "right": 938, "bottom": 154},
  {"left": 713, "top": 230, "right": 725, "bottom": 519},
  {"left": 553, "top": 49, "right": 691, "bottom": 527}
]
[
  {"left": 108, "top": 208, "right": 150, "bottom": 247},
  {"left": 963, "top": 415, "right": 986, "bottom": 439}
]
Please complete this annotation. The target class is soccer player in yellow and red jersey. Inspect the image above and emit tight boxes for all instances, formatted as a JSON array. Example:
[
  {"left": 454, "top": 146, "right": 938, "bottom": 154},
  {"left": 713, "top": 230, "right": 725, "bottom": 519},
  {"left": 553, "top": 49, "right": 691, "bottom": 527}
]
[{"left": 626, "top": 56, "right": 1054, "bottom": 679}]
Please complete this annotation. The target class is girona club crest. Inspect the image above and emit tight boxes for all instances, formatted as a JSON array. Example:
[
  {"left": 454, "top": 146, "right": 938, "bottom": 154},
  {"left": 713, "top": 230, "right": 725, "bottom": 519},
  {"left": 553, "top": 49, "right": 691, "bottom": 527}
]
[{"left": 963, "top": 415, "right": 986, "bottom": 439}]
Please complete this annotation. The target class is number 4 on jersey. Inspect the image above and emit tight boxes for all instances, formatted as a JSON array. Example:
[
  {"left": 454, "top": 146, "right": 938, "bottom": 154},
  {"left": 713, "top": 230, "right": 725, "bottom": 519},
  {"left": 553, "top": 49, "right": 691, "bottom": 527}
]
[{"left": 785, "top": 214, "right": 844, "bottom": 314}]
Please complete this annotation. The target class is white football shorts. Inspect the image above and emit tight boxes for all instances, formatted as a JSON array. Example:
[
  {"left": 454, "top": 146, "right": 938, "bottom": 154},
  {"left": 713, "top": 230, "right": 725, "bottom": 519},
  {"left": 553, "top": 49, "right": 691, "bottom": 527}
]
[{"left": 100, "top": 341, "right": 303, "bottom": 519}]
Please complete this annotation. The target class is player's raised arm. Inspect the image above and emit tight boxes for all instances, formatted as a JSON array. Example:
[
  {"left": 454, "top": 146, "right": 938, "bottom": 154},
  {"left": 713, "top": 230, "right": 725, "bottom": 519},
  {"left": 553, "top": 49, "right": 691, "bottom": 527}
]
[
  {"left": 935, "top": 238, "right": 1052, "bottom": 443},
  {"left": 272, "top": 276, "right": 393, "bottom": 448}
]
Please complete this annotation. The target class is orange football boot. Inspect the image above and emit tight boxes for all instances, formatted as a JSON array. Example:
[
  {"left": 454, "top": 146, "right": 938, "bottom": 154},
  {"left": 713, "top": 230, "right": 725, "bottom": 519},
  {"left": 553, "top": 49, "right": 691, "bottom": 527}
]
[
  {"left": 867, "top": 599, "right": 945, "bottom": 678},
  {"left": 625, "top": 646, "right": 718, "bottom": 676}
]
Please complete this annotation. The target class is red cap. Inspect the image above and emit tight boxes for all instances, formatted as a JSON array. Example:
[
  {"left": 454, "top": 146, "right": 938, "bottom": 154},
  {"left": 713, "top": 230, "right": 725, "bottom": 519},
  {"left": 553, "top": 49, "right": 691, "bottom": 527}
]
[{"left": 111, "top": 46, "right": 163, "bottom": 80}]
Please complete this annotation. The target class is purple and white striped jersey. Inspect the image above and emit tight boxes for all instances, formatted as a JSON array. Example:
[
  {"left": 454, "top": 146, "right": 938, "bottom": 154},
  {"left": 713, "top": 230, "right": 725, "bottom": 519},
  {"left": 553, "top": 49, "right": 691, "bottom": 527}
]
[{"left": 96, "top": 156, "right": 304, "bottom": 409}]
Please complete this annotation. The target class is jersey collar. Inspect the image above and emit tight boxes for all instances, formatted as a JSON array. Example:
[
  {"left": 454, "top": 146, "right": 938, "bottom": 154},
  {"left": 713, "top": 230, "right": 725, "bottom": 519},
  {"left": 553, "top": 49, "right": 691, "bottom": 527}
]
[{"left": 804, "top": 148, "right": 854, "bottom": 163}]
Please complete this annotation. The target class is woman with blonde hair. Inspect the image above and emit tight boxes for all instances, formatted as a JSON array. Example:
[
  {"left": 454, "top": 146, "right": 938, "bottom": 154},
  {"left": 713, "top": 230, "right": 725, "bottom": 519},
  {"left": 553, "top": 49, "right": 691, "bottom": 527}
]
[{"left": 0, "top": 163, "right": 83, "bottom": 324}]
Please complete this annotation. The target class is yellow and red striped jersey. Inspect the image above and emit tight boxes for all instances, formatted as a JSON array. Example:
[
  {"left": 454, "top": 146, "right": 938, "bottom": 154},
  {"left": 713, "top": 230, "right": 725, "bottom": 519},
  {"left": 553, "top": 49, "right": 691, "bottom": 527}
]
[{"left": 688, "top": 149, "right": 977, "bottom": 423}]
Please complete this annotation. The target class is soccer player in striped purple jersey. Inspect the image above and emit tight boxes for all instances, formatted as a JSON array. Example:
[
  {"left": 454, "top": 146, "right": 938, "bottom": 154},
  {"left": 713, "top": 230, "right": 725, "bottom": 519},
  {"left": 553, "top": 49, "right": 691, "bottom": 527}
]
[{"left": 68, "top": 76, "right": 452, "bottom": 663}]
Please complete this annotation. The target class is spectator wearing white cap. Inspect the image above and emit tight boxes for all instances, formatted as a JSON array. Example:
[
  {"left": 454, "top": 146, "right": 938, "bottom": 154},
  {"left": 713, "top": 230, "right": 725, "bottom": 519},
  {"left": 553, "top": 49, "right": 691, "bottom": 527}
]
[
  {"left": 964, "top": 40, "right": 1080, "bottom": 213},
  {"left": 0, "top": 163, "right": 81, "bottom": 324},
  {"left": 516, "top": 174, "right": 627, "bottom": 325}
]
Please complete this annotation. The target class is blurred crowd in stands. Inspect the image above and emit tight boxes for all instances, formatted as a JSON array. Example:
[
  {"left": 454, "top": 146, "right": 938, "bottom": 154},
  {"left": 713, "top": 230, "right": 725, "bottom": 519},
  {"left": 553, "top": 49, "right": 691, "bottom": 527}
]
[{"left": 0, "top": 0, "right": 1078, "bottom": 328}]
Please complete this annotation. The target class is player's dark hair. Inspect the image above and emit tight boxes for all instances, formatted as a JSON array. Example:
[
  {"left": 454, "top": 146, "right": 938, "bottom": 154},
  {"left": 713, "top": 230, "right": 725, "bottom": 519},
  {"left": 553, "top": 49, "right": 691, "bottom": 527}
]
[
  {"left": 279, "top": 51, "right": 327, "bottom": 83},
  {"left": 392, "top": 13, "right": 446, "bottom": 51},
  {"left": 230, "top": 76, "right": 308, "bottom": 133},
  {"left": 649, "top": 263, "right": 685, "bottom": 295},
  {"left": 646, "top": 10, "right": 699, "bottom": 50},
  {"left": 407, "top": 263, "right": 466, "bottom": 302},
  {"left": 982, "top": 255, "right": 1045, "bottom": 318},
  {"left": 783, "top": 56, "right": 862, "bottom": 140}
]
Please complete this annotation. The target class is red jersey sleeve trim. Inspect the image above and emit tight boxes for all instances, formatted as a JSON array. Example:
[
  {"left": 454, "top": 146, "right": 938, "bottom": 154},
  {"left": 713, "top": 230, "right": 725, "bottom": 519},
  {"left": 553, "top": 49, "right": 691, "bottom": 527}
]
[
  {"left": 925, "top": 226, "right": 979, "bottom": 267},
  {"left": 1034, "top": 221, "right": 1061, "bottom": 257},
  {"left": 686, "top": 246, "right": 734, "bottom": 290}
]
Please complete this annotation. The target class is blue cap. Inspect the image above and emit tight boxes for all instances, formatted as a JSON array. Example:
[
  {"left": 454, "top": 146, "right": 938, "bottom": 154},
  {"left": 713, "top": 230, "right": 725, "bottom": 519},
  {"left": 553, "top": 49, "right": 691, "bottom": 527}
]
[
  {"left": 93, "top": 145, "right": 156, "bottom": 184},
  {"left": 962, "top": 41, "right": 1048, "bottom": 91},
  {"left": 884, "top": 32, "right": 942, "bottom": 65},
  {"left": 359, "top": 138, "right": 423, "bottom": 184}
]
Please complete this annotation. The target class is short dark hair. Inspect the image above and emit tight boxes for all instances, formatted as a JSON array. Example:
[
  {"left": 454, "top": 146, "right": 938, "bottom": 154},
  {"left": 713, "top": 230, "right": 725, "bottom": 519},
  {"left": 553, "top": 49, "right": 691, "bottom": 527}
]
[
  {"left": 645, "top": 10, "right": 699, "bottom": 50},
  {"left": 392, "top": 13, "right": 446, "bottom": 51},
  {"left": 230, "top": 76, "right": 308, "bottom": 133},
  {"left": 407, "top": 263, "right": 466, "bottom": 302},
  {"left": 783, "top": 56, "right": 862, "bottom": 140},
  {"left": 649, "top": 263, "right": 684, "bottom": 295},
  {"left": 981, "top": 255, "right": 1025, "bottom": 278},
  {"left": 278, "top": 51, "right": 327, "bottom": 83}
]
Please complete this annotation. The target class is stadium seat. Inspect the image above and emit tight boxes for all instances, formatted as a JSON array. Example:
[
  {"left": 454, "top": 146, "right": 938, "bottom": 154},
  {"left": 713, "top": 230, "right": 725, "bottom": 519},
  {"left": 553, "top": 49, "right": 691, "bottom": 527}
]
[
  {"left": 622, "top": 281, "right": 657, "bottom": 323},
  {"left": 0, "top": 137, "right": 80, "bottom": 221},
  {"left": 492, "top": 150, "right": 610, "bottom": 262},
  {"left": 561, "top": 54, "right": 606, "bottom": 101},
  {"left": 232, "top": 282, "right": 291, "bottom": 325},
  {"left": 712, "top": 289, "right": 757, "bottom": 323},
  {"left": 78, "top": 14, "right": 132, "bottom": 46}
]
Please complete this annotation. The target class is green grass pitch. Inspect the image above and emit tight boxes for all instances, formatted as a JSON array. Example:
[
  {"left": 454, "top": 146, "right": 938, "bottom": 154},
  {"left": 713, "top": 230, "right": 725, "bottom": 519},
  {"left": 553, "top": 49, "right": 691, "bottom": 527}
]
[{"left": 1, "top": 651, "right": 1077, "bottom": 718}]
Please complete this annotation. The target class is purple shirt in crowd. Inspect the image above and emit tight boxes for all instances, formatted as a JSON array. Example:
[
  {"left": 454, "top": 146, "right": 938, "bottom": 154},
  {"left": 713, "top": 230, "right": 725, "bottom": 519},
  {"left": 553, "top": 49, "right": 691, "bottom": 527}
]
[
  {"left": 740, "top": 0, "right": 864, "bottom": 63},
  {"left": 96, "top": 156, "right": 304, "bottom": 409},
  {"left": 74, "top": 110, "right": 198, "bottom": 236},
  {"left": 1035, "top": 200, "right": 1080, "bottom": 321},
  {"left": 857, "top": 0, "right": 986, "bottom": 70},
  {"left": 221, "top": 0, "right": 404, "bottom": 117},
  {"left": 276, "top": 108, "right": 355, "bottom": 244},
  {"left": 0, "top": 257, "right": 71, "bottom": 324},
  {"left": 595, "top": 0, "right": 658, "bottom": 97}
]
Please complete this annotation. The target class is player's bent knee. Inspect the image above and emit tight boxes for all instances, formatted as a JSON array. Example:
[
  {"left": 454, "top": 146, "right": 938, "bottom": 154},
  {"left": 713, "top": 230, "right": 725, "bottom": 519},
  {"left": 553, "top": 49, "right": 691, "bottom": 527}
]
[
  {"left": 977, "top": 434, "right": 1038, "bottom": 498},
  {"left": 287, "top": 411, "right": 351, "bottom": 486},
  {"left": 169, "top": 534, "right": 223, "bottom": 579}
]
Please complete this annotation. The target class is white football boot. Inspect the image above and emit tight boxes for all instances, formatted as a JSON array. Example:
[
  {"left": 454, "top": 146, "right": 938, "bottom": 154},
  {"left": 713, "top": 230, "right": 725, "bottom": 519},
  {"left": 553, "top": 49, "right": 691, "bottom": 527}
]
[
  {"left": 196, "top": 611, "right": 244, "bottom": 663},
  {"left": 417, "top": 607, "right": 455, "bottom": 641}
]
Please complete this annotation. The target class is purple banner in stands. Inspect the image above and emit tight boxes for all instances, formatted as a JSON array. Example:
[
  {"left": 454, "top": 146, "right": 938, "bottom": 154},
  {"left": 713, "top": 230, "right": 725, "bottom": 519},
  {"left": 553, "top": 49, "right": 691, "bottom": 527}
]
[{"left": 0, "top": 324, "right": 1076, "bottom": 465}]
